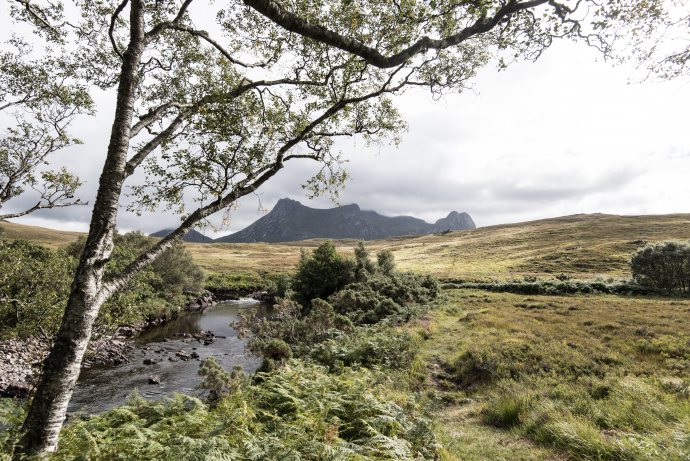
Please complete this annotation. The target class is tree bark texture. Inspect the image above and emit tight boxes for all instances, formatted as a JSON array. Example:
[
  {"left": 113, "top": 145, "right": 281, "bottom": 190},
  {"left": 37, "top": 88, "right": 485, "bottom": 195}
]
[{"left": 15, "top": 0, "right": 147, "bottom": 455}]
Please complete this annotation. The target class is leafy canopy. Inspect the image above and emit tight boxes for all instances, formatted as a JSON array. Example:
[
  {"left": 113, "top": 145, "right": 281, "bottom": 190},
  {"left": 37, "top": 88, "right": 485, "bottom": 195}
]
[{"left": 0, "top": 37, "right": 93, "bottom": 220}]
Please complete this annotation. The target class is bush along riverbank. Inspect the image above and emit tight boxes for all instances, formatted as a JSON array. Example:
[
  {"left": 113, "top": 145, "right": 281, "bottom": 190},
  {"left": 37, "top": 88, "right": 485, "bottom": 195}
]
[
  {"left": 0, "top": 230, "right": 211, "bottom": 398},
  {"left": 1, "top": 241, "right": 446, "bottom": 459}
]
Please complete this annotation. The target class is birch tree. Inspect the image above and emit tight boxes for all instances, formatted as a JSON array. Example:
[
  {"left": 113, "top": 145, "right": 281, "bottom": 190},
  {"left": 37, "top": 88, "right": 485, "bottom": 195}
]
[{"left": 7, "top": 0, "right": 686, "bottom": 455}]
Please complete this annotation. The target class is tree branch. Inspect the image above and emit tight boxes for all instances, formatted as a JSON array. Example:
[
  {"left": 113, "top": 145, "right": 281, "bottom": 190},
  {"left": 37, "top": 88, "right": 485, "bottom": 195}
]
[
  {"left": 109, "top": 0, "right": 130, "bottom": 59},
  {"left": 130, "top": 101, "right": 192, "bottom": 138},
  {"left": 0, "top": 200, "right": 87, "bottom": 220},
  {"left": 243, "top": 0, "right": 550, "bottom": 68},
  {"left": 12, "top": 0, "right": 59, "bottom": 34},
  {"left": 149, "top": 23, "right": 270, "bottom": 68},
  {"left": 125, "top": 113, "right": 185, "bottom": 176},
  {"left": 102, "top": 159, "right": 285, "bottom": 297}
]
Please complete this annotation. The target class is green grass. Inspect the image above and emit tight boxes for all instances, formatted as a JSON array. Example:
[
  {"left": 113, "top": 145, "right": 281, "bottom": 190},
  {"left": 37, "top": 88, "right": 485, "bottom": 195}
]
[{"left": 407, "top": 289, "right": 690, "bottom": 460}]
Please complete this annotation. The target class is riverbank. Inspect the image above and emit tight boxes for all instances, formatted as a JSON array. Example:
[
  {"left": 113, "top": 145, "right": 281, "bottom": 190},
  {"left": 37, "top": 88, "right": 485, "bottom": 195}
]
[
  {"left": 0, "top": 289, "right": 271, "bottom": 399},
  {"left": 0, "top": 334, "right": 134, "bottom": 398}
]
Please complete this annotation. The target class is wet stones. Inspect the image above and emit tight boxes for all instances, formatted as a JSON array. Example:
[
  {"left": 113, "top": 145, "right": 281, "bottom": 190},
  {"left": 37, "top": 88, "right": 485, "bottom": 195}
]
[
  {"left": 186, "top": 291, "right": 217, "bottom": 313},
  {"left": 143, "top": 358, "right": 155, "bottom": 365},
  {"left": 176, "top": 351, "right": 191, "bottom": 361},
  {"left": 192, "top": 331, "right": 217, "bottom": 346},
  {"left": 87, "top": 336, "right": 134, "bottom": 366},
  {"left": 0, "top": 337, "right": 49, "bottom": 395},
  {"left": 148, "top": 376, "right": 161, "bottom": 385}
]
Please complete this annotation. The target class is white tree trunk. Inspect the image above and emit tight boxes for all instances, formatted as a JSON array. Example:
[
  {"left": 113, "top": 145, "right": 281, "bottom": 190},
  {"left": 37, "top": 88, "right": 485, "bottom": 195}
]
[{"left": 15, "top": 0, "right": 146, "bottom": 455}]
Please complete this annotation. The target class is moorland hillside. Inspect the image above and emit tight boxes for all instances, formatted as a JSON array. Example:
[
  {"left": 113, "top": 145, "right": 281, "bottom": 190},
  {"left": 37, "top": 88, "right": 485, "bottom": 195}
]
[
  {"left": 4, "top": 212, "right": 690, "bottom": 279},
  {"left": 180, "top": 212, "right": 690, "bottom": 279}
]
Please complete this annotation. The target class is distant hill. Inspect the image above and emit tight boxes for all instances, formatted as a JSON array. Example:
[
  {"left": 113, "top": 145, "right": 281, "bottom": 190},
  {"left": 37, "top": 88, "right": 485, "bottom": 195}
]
[
  {"left": 149, "top": 228, "right": 215, "bottom": 243},
  {"left": 214, "top": 198, "right": 476, "bottom": 243}
]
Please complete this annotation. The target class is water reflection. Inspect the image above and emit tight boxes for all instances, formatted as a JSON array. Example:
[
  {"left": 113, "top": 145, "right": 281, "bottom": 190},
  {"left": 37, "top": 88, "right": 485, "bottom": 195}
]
[{"left": 68, "top": 299, "right": 271, "bottom": 414}]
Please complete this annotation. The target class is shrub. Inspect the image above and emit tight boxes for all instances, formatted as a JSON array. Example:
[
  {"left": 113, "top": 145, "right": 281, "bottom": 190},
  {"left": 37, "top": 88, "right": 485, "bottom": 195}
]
[
  {"left": 377, "top": 249, "right": 396, "bottom": 275},
  {"left": 0, "top": 239, "right": 76, "bottom": 337},
  {"left": 329, "top": 271, "right": 440, "bottom": 324},
  {"left": 233, "top": 298, "right": 354, "bottom": 358},
  {"left": 0, "top": 231, "right": 205, "bottom": 339},
  {"left": 67, "top": 230, "right": 205, "bottom": 296},
  {"left": 148, "top": 241, "right": 205, "bottom": 296},
  {"left": 265, "top": 272, "right": 292, "bottom": 299},
  {"left": 205, "top": 271, "right": 264, "bottom": 292},
  {"left": 291, "top": 240, "right": 355, "bottom": 308},
  {"left": 630, "top": 240, "right": 690, "bottom": 291},
  {"left": 354, "top": 240, "right": 378, "bottom": 275},
  {"left": 309, "top": 326, "right": 419, "bottom": 371},
  {"left": 197, "top": 357, "right": 247, "bottom": 398},
  {"left": 257, "top": 338, "right": 293, "bottom": 373},
  {"left": 442, "top": 278, "right": 690, "bottom": 297}
]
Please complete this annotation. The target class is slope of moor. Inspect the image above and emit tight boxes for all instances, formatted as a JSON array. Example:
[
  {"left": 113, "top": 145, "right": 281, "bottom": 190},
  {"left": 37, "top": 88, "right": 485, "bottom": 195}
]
[{"left": 3, "top": 213, "right": 690, "bottom": 278}]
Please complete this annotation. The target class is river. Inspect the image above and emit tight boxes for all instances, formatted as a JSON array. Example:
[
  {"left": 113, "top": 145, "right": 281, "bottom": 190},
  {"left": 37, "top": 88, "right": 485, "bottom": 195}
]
[{"left": 67, "top": 298, "right": 270, "bottom": 414}]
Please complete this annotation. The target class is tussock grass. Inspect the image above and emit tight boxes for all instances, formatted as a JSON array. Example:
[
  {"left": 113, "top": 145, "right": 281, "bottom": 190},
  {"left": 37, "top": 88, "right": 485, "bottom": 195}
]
[{"left": 412, "top": 289, "right": 690, "bottom": 460}]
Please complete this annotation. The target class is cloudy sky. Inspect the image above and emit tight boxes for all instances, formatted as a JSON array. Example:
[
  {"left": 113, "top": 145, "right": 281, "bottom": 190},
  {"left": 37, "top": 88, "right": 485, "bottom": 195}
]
[{"left": 3, "top": 6, "right": 689, "bottom": 238}]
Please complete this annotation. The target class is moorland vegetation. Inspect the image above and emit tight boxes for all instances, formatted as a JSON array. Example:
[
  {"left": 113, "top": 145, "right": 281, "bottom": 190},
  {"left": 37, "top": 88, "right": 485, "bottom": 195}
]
[
  {"left": 2, "top": 221, "right": 690, "bottom": 459},
  {"left": 3, "top": 233, "right": 690, "bottom": 459},
  {"left": 2, "top": 239, "right": 445, "bottom": 459},
  {"left": 5, "top": 0, "right": 687, "bottom": 449}
]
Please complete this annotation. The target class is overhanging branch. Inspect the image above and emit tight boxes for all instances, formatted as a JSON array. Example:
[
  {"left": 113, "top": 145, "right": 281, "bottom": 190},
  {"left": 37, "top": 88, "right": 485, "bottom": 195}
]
[
  {"left": 109, "top": 0, "right": 129, "bottom": 59},
  {"left": 243, "top": 0, "right": 550, "bottom": 68}
]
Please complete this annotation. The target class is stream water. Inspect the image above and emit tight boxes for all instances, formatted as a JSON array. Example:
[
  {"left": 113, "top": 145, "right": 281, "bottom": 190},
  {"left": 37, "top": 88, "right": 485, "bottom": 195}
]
[{"left": 67, "top": 299, "right": 271, "bottom": 414}]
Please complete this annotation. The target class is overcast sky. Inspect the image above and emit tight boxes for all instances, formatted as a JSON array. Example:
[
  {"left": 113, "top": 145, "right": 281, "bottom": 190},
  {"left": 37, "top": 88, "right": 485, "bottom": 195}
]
[{"left": 3, "top": 6, "right": 689, "bottom": 238}]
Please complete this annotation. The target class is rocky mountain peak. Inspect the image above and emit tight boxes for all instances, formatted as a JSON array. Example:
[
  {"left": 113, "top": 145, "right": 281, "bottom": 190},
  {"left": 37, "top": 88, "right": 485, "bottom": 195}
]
[{"left": 214, "top": 198, "right": 475, "bottom": 243}]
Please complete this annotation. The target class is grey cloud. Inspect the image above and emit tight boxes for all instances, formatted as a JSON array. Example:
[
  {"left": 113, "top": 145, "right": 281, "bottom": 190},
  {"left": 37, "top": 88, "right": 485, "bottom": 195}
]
[{"left": 4, "top": 39, "right": 689, "bottom": 237}]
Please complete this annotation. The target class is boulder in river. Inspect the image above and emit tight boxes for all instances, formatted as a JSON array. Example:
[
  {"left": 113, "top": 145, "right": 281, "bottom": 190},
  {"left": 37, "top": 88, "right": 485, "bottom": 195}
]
[
  {"left": 193, "top": 331, "right": 217, "bottom": 346},
  {"left": 143, "top": 358, "right": 155, "bottom": 365},
  {"left": 176, "top": 351, "right": 191, "bottom": 361},
  {"left": 148, "top": 376, "right": 161, "bottom": 385}
]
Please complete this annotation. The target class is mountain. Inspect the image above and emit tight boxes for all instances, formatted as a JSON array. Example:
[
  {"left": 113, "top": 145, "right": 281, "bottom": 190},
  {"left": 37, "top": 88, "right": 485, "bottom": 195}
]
[
  {"left": 214, "top": 198, "right": 476, "bottom": 243},
  {"left": 149, "top": 228, "right": 216, "bottom": 243}
]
